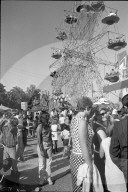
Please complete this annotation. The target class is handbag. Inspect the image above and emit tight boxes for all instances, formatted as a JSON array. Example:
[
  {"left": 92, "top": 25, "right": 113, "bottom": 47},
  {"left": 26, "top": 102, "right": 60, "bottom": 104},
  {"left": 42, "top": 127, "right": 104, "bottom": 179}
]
[{"left": 0, "top": 144, "right": 12, "bottom": 176}]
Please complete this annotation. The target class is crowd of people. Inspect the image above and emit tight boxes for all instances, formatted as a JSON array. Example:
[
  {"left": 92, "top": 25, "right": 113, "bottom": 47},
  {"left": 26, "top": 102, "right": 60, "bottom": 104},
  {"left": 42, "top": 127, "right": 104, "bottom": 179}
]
[{"left": 0, "top": 92, "right": 127, "bottom": 192}]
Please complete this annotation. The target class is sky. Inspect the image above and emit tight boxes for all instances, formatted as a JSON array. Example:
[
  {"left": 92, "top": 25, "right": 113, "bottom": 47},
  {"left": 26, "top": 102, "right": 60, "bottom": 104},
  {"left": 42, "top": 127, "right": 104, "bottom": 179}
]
[{"left": 1, "top": 1, "right": 128, "bottom": 96}]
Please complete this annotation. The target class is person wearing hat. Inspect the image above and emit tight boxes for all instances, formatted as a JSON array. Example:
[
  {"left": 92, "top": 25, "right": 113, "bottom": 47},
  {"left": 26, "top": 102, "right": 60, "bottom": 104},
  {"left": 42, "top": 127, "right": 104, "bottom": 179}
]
[
  {"left": 110, "top": 92, "right": 128, "bottom": 189},
  {"left": 0, "top": 112, "right": 19, "bottom": 176}
]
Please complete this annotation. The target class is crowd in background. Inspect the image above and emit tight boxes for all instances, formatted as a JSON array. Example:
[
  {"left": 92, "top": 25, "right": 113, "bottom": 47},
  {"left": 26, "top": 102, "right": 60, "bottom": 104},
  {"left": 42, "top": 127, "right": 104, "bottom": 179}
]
[{"left": 0, "top": 93, "right": 127, "bottom": 192}]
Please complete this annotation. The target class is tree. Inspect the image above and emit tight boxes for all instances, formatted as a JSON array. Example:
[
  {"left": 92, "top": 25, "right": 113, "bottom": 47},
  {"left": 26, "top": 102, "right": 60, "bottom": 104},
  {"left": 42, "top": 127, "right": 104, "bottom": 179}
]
[
  {"left": 26, "top": 84, "right": 41, "bottom": 109},
  {"left": 0, "top": 83, "right": 7, "bottom": 106},
  {"left": 26, "top": 85, "right": 40, "bottom": 98},
  {"left": 7, "top": 86, "right": 27, "bottom": 109}
]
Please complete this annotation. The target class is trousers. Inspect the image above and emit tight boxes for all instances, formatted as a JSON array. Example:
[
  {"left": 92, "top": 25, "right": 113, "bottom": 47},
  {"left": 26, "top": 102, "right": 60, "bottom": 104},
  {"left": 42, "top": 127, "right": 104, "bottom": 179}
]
[
  {"left": 4, "top": 146, "right": 18, "bottom": 172},
  {"left": 37, "top": 145, "right": 52, "bottom": 178}
]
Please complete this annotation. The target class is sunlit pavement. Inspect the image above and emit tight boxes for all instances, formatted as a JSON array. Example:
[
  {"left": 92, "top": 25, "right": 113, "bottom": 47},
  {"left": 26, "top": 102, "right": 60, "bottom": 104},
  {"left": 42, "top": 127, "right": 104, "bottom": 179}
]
[{"left": 17, "top": 135, "right": 72, "bottom": 192}]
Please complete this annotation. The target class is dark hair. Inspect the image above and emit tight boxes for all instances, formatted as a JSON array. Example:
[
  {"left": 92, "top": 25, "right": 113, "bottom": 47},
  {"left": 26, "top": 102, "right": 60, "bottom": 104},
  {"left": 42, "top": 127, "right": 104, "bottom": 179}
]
[
  {"left": 122, "top": 94, "right": 128, "bottom": 108},
  {"left": 4, "top": 111, "right": 13, "bottom": 119},
  {"left": 0, "top": 111, "right": 4, "bottom": 118},
  {"left": 76, "top": 96, "right": 93, "bottom": 112},
  {"left": 52, "top": 118, "right": 58, "bottom": 124},
  {"left": 39, "top": 112, "right": 50, "bottom": 125},
  {"left": 119, "top": 106, "right": 128, "bottom": 116},
  {"left": 106, "top": 124, "right": 113, "bottom": 137},
  {"left": 90, "top": 106, "right": 99, "bottom": 116},
  {"left": 98, "top": 106, "right": 109, "bottom": 112},
  {"left": 93, "top": 109, "right": 101, "bottom": 121}
]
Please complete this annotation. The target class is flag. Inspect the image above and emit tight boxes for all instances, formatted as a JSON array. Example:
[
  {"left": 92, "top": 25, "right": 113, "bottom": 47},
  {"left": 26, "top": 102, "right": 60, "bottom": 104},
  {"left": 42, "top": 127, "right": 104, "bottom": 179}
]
[{"left": 117, "top": 51, "right": 128, "bottom": 80}]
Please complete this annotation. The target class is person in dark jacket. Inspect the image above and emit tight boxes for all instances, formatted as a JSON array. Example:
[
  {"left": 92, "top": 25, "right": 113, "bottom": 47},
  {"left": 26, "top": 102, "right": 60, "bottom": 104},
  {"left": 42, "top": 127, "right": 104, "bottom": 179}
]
[
  {"left": 92, "top": 107, "right": 107, "bottom": 191},
  {"left": 110, "top": 93, "right": 128, "bottom": 188},
  {"left": 36, "top": 111, "right": 53, "bottom": 186}
]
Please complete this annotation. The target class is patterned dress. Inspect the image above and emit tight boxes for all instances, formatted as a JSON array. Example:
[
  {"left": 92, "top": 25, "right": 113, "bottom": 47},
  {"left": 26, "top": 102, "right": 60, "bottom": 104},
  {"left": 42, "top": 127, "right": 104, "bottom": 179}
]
[{"left": 70, "top": 115, "right": 94, "bottom": 192}]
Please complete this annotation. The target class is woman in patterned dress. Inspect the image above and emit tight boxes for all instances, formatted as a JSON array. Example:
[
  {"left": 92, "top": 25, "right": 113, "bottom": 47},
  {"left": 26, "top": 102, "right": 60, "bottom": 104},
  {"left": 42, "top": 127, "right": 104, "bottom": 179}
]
[{"left": 70, "top": 97, "right": 94, "bottom": 192}]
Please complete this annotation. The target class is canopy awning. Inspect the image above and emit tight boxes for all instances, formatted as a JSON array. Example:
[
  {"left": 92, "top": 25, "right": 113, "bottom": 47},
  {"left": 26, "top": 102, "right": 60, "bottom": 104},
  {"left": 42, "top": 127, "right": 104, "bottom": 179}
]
[
  {"left": 0, "top": 105, "right": 11, "bottom": 111},
  {"left": 30, "top": 105, "right": 48, "bottom": 112},
  {"left": 93, "top": 98, "right": 110, "bottom": 105},
  {"left": 103, "top": 79, "right": 128, "bottom": 93}
]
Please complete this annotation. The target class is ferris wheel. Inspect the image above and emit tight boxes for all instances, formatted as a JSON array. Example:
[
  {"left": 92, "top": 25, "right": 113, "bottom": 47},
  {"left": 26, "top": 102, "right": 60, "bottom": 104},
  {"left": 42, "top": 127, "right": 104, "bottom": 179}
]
[{"left": 49, "top": 1, "right": 127, "bottom": 102}]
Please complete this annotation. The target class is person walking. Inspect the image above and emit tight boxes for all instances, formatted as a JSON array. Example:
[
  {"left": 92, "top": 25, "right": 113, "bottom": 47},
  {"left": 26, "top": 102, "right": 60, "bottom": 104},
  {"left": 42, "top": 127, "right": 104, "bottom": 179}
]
[
  {"left": 70, "top": 97, "right": 94, "bottom": 192},
  {"left": 51, "top": 117, "right": 59, "bottom": 154},
  {"left": 36, "top": 111, "right": 53, "bottom": 186},
  {"left": 16, "top": 114, "right": 24, "bottom": 161},
  {"left": 110, "top": 92, "right": 128, "bottom": 189},
  {"left": 0, "top": 112, "right": 19, "bottom": 175},
  {"left": 22, "top": 115, "right": 28, "bottom": 158}
]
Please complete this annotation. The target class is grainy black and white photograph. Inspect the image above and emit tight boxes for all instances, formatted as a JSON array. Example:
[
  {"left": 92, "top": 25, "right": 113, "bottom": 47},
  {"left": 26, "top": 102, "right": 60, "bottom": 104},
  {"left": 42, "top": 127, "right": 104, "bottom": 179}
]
[{"left": 0, "top": 0, "right": 128, "bottom": 192}]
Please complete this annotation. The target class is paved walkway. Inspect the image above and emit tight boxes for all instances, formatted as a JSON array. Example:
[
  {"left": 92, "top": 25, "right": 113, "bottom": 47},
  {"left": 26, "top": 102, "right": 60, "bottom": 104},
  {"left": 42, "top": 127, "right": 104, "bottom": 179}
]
[{"left": 17, "top": 135, "right": 72, "bottom": 192}]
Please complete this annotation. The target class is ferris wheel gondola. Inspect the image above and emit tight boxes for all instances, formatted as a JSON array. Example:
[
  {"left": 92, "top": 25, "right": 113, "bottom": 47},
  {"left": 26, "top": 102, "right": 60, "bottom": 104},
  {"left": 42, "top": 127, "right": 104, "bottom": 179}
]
[
  {"left": 102, "top": 12, "right": 119, "bottom": 25},
  {"left": 52, "top": 53, "right": 62, "bottom": 59},
  {"left": 76, "top": 4, "right": 87, "bottom": 13},
  {"left": 50, "top": 71, "right": 58, "bottom": 78},
  {"left": 51, "top": 48, "right": 62, "bottom": 59},
  {"left": 56, "top": 31, "right": 67, "bottom": 41},
  {"left": 108, "top": 39, "right": 127, "bottom": 51},
  {"left": 65, "top": 15, "right": 77, "bottom": 24},
  {"left": 91, "top": 1, "right": 105, "bottom": 12},
  {"left": 76, "top": 1, "right": 105, "bottom": 13},
  {"left": 104, "top": 70, "right": 119, "bottom": 83}
]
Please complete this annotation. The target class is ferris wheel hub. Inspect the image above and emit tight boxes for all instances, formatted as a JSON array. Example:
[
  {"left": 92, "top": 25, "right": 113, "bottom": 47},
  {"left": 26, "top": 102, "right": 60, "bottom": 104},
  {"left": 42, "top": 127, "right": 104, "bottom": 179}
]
[{"left": 76, "top": 1, "right": 105, "bottom": 13}]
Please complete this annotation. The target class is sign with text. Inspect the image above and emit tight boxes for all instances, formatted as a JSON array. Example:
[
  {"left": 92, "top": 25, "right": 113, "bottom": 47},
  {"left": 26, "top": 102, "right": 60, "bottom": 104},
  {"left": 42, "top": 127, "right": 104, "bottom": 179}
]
[{"left": 21, "top": 102, "right": 28, "bottom": 110}]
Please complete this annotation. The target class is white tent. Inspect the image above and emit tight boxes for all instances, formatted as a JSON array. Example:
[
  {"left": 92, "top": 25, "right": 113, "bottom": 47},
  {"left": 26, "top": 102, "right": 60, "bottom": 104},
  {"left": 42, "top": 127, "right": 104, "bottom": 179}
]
[
  {"left": 0, "top": 104, "right": 11, "bottom": 111},
  {"left": 93, "top": 98, "right": 109, "bottom": 105}
]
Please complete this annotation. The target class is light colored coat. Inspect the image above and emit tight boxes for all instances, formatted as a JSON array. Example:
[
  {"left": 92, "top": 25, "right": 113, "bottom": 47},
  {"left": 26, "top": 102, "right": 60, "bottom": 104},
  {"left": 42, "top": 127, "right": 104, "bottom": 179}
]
[{"left": 77, "top": 162, "right": 103, "bottom": 192}]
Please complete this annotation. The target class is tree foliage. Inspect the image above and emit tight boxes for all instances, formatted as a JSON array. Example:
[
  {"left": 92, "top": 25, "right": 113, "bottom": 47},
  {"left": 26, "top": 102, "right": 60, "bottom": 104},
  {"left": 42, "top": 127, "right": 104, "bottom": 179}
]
[
  {"left": 0, "top": 83, "right": 7, "bottom": 106},
  {"left": 0, "top": 83, "right": 51, "bottom": 111},
  {"left": 26, "top": 84, "right": 41, "bottom": 110},
  {"left": 7, "top": 86, "right": 27, "bottom": 109}
]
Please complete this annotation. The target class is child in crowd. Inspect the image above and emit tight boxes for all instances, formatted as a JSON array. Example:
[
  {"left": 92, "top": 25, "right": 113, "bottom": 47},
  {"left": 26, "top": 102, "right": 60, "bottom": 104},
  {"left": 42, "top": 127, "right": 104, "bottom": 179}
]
[
  {"left": 61, "top": 117, "right": 71, "bottom": 158},
  {"left": 51, "top": 117, "right": 60, "bottom": 154}
]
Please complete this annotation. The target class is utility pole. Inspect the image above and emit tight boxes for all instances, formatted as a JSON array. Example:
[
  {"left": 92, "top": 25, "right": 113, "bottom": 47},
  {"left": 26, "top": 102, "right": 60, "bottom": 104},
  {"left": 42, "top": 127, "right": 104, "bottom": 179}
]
[{"left": 92, "top": 82, "right": 93, "bottom": 98}]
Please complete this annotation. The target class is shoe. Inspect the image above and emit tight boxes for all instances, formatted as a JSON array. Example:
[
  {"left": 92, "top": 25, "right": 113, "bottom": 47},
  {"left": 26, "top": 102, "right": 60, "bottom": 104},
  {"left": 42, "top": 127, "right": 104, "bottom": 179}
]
[
  {"left": 39, "top": 169, "right": 46, "bottom": 186},
  {"left": 34, "top": 187, "right": 40, "bottom": 192},
  {"left": 20, "top": 157, "right": 24, "bottom": 162},
  {"left": 12, "top": 170, "right": 20, "bottom": 177},
  {"left": 18, "top": 156, "right": 24, "bottom": 162},
  {"left": 52, "top": 149, "right": 55, "bottom": 154},
  {"left": 47, "top": 178, "right": 53, "bottom": 185},
  {"left": 62, "top": 153, "right": 65, "bottom": 158},
  {"left": 0, "top": 184, "right": 7, "bottom": 191}
]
